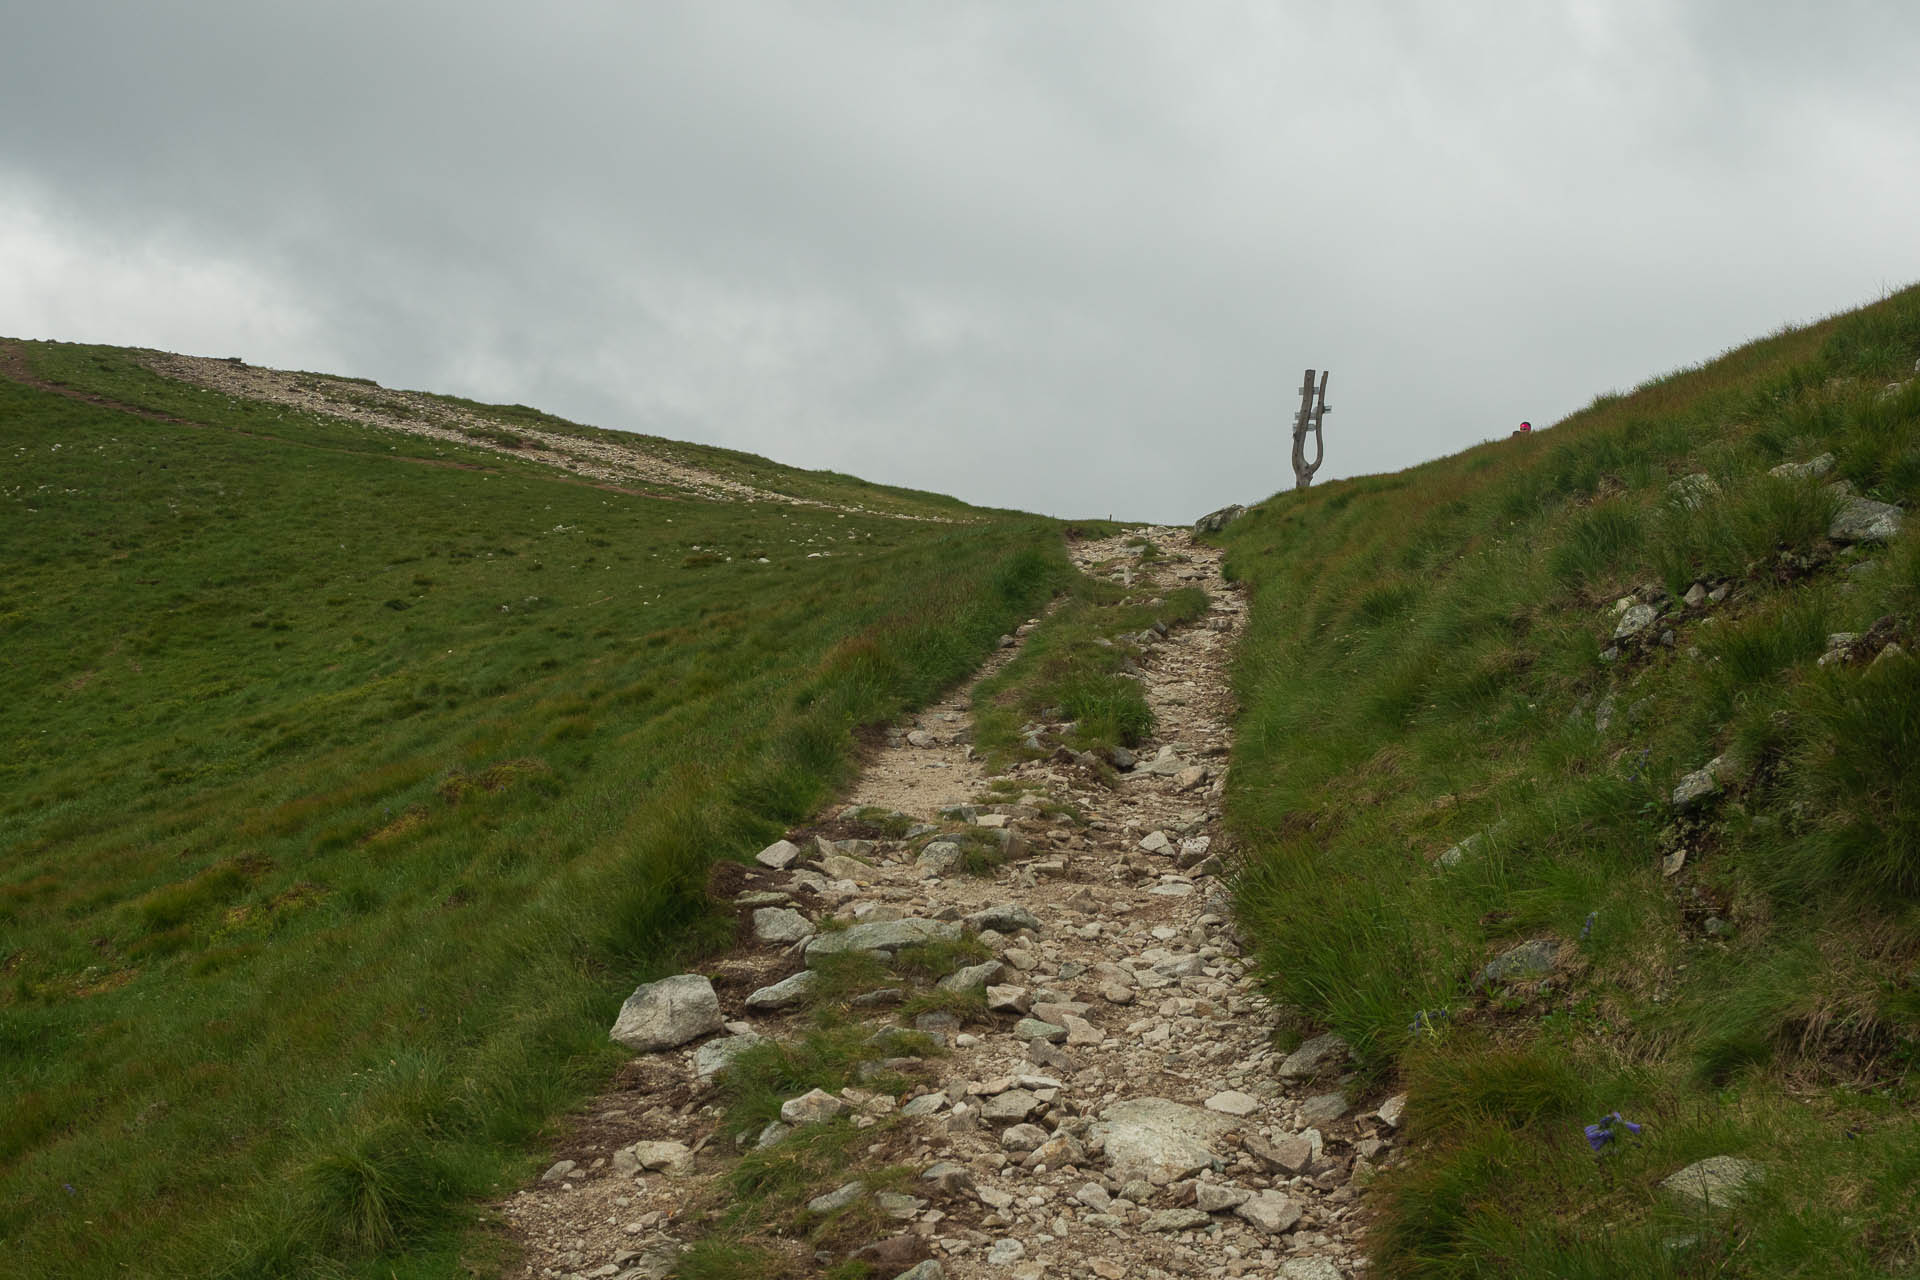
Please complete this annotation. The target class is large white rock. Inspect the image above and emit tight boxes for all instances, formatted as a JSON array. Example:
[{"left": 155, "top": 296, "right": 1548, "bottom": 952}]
[
  {"left": 609, "top": 974, "right": 723, "bottom": 1052},
  {"left": 1091, "top": 1097, "right": 1236, "bottom": 1182}
]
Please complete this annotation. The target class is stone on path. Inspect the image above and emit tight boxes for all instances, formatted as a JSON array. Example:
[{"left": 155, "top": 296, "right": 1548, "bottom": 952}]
[
  {"left": 752, "top": 907, "right": 815, "bottom": 945},
  {"left": 1014, "top": 1018, "right": 1068, "bottom": 1044},
  {"left": 626, "top": 1139, "right": 693, "bottom": 1173},
  {"left": 1277, "top": 1032, "right": 1350, "bottom": 1080},
  {"left": 1299, "top": 1091, "right": 1348, "bottom": 1123},
  {"left": 986, "top": 1238, "right": 1027, "bottom": 1264},
  {"left": 937, "top": 960, "right": 1005, "bottom": 992},
  {"left": 1092, "top": 1097, "right": 1236, "bottom": 1182},
  {"left": 1235, "top": 1189, "right": 1303, "bottom": 1234},
  {"left": 744, "top": 969, "right": 817, "bottom": 1011},
  {"left": 1145, "top": 1207, "right": 1212, "bottom": 1232},
  {"left": 780, "top": 1088, "right": 848, "bottom": 1125},
  {"left": 609, "top": 974, "right": 724, "bottom": 1051},
  {"left": 1195, "top": 1182, "right": 1251, "bottom": 1212},
  {"left": 1278, "top": 1260, "right": 1345, "bottom": 1280},
  {"left": 967, "top": 905, "right": 1043, "bottom": 934},
  {"left": 1660, "top": 1155, "right": 1762, "bottom": 1209},
  {"left": 1204, "top": 1090, "right": 1260, "bottom": 1116},
  {"left": 892, "top": 1263, "right": 944, "bottom": 1280},
  {"left": 805, "top": 918, "right": 961, "bottom": 963},
  {"left": 1376, "top": 1093, "right": 1408, "bottom": 1128},
  {"left": 755, "top": 839, "right": 801, "bottom": 869},
  {"left": 693, "top": 1031, "right": 766, "bottom": 1079}
]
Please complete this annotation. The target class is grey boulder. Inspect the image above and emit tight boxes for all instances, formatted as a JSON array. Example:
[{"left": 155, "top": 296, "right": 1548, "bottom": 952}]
[
  {"left": 1830, "top": 494, "right": 1903, "bottom": 543},
  {"left": 609, "top": 974, "right": 724, "bottom": 1052}
]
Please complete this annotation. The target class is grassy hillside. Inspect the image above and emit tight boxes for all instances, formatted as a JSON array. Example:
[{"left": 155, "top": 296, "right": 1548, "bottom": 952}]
[
  {"left": 1217, "top": 286, "right": 1920, "bottom": 1276},
  {"left": 0, "top": 342, "right": 1071, "bottom": 1278}
]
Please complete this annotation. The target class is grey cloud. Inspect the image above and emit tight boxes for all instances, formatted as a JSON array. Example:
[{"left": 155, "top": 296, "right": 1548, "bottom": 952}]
[{"left": 5, "top": 2, "right": 1920, "bottom": 521}]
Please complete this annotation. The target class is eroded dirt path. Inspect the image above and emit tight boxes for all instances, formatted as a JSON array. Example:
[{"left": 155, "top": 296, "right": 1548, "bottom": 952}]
[
  {"left": 143, "top": 353, "right": 949, "bottom": 519},
  {"left": 500, "top": 530, "right": 1388, "bottom": 1280}
]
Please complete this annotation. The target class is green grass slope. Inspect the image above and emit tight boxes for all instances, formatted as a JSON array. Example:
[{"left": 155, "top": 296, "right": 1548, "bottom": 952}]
[
  {"left": 0, "top": 341, "right": 1069, "bottom": 1278},
  {"left": 1217, "top": 285, "right": 1920, "bottom": 1276}
]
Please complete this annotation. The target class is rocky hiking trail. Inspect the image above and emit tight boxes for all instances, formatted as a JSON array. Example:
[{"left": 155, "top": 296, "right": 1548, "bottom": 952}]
[{"left": 500, "top": 529, "right": 1397, "bottom": 1280}]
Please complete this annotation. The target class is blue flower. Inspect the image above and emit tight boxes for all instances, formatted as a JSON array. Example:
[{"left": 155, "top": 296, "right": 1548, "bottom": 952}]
[
  {"left": 1583, "top": 1112, "right": 1643, "bottom": 1153},
  {"left": 1580, "top": 912, "right": 1597, "bottom": 941},
  {"left": 1407, "top": 1008, "right": 1451, "bottom": 1036}
]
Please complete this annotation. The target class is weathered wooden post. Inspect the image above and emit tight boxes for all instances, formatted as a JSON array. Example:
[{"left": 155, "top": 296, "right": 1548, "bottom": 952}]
[{"left": 1291, "top": 368, "right": 1330, "bottom": 490}]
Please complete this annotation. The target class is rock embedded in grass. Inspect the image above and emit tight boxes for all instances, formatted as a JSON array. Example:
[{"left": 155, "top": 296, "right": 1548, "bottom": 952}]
[
  {"left": 1660, "top": 1154, "right": 1762, "bottom": 1209},
  {"left": 780, "top": 1088, "right": 849, "bottom": 1125},
  {"left": 1612, "top": 603, "right": 1659, "bottom": 642},
  {"left": 1277, "top": 1032, "right": 1350, "bottom": 1080},
  {"left": 608, "top": 973, "right": 724, "bottom": 1051},
  {"left": 1477, "top": 937, "right": 1558, "bottom": 986},
  {"left": 1829, "top": 494, "right": 1903, "bottom": 543},
  {"left": 693, "top": 1031, "right": 767, "bottom": 1079}
]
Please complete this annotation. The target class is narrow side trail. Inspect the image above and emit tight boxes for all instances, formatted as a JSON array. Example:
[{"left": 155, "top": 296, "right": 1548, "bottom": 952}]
[{"left": 501, "top": 530, "right": 1390, "bottom": 1280}]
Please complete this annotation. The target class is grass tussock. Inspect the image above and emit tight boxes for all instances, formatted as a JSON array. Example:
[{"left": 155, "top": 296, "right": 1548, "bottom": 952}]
[{"left": 1220, "top": 282, "right": 1920, "bottom": 1277}]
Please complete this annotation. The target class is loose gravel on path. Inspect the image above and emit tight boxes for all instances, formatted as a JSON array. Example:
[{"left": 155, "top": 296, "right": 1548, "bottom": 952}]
[{"left": 499, "top": 529, "right": 1390, "bottom": 1280}]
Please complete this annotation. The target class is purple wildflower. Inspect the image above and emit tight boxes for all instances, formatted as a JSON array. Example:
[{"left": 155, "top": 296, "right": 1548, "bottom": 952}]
[
  {"left": 1583, "top": 1112, "right": 1643, "bottom": 1153},
  {"left": 1580, "top": 912, "right": 1597, "bottom": 941}
]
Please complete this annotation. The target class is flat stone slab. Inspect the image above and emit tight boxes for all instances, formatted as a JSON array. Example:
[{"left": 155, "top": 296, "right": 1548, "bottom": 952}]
[
  {"left": 804, "top": 918, "right": 961, "bottom": 964},
  {"left": 1204, "top": 1090, "right": 1260, "bottom": 1116},
  {"left": 609, "top": 974, "right": 724, "bottom": 1052},
  {"left": 1092, "top": 1097, "right": 1237, "bottom": 1182},
  {"left": 1661, "top": 1155, "right": 1761, "bottom": 1209},
  {"left": 755, "top": 839, "right": 801, "bottom": 869}
]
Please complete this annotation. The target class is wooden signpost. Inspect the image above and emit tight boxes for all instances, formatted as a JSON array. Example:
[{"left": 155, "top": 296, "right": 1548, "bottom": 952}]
[{"left": 1291, "top": 368, "right": 1330, "bottom": 490}]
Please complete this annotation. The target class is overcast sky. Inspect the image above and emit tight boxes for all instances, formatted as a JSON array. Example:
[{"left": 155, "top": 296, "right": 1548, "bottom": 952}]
[{"left": 5, "top": 3, "right": 1918, "bottom": 522}]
